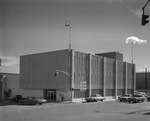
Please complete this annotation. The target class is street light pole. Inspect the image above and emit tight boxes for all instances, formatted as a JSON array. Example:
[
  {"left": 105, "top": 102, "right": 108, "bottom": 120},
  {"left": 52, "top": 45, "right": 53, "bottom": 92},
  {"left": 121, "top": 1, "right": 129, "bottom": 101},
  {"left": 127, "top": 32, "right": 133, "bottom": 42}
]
[{"left": 55, "top": 70, "right": 73, "bottom": 103}]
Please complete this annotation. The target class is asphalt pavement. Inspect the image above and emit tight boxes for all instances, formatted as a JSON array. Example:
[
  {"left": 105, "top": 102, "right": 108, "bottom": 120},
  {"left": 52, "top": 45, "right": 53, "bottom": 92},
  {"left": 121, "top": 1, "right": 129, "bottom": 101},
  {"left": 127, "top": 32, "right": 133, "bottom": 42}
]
[{"left": 1, "top": 100, "right": 150, "bottom": 121}]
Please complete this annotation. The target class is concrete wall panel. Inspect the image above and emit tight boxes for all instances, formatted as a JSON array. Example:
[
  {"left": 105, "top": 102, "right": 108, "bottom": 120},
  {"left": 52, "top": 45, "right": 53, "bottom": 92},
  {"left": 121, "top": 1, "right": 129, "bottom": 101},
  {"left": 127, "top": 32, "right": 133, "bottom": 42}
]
[
  {"left": 91, "top": 55, "right": 103, "bottom": 89},
  {"left": 74, "top": 51, "right": 88, "bottom": 90},
  {"left": 127, "top": 63, "right": 133, "bottom": 89},
  {"left": 20, "top": 49, "right": 70, "bottom": 90},
  {"left": 117, "top": 61, "right": 125, "bottom": 89},
  {"left": 105, "top": 58, "right": 115, "bottom": 89}
]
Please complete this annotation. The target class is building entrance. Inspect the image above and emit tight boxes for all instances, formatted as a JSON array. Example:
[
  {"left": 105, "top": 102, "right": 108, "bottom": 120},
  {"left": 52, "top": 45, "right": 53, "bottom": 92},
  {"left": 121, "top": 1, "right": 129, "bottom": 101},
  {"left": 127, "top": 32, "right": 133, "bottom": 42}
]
[{"left": 44, "top": 89, "right": 56, "bottom": 101}]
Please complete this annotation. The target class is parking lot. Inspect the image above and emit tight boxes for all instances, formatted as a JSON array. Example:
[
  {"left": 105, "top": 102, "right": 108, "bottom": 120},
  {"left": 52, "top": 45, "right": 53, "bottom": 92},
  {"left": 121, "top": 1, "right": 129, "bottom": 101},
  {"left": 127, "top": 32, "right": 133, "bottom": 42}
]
[{"left": 1, "top": 100, "right": 150, "bottom": 121}]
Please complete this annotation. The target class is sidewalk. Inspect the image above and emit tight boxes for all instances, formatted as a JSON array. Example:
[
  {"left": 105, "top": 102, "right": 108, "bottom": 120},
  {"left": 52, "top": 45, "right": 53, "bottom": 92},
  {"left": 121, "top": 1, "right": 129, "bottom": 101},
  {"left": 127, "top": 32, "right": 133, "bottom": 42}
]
[{"left": 72, "top": 97, "right": 117, "bottom": 103}]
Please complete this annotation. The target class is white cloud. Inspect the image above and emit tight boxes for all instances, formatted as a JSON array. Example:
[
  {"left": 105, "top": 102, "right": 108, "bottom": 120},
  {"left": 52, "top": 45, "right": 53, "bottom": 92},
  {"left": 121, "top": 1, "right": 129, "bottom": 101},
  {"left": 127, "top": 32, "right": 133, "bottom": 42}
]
[
  {"left": 126, "top": 36, "right": 147, "bottom": 44},
  {"left": 1, "top": 56, "right": 19, "bottom": 67},
  {"left": 130, "top": 9, "right": 142, "bottom": 18},
  {"left": 104, "top": 0, "right": 123, "bottom": 3}
]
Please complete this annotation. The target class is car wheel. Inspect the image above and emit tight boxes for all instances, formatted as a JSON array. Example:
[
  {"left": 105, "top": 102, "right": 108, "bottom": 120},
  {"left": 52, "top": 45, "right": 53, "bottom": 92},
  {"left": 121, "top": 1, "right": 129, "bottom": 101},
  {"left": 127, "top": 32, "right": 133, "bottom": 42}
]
[
  {"left": 120, "top": 100, "right": 122, "bottom": 102},
  {"left": 20, "top": 101, "right": 24, "bottom": 105},
  {"left": 31, "top": 102, "right": 34, "bottom": 105},
  {"left": 101, "top": 100, "right": 103, "bottom": 102},
  {"left": 128, "top": 101, "right": 131, "bottom": 103},
  {"left": 39, "top": 103, "right": 42, "bottom": 105},
  {"left": 20, "top": 101, "right": 22, "bottom": 104}
]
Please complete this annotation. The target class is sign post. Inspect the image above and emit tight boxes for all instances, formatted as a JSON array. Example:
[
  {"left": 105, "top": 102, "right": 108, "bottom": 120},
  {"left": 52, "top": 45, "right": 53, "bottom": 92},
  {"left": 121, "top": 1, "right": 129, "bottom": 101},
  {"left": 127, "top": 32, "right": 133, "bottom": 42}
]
[{"left": 79, "top": 81, "right": 87, "bottom": 102}]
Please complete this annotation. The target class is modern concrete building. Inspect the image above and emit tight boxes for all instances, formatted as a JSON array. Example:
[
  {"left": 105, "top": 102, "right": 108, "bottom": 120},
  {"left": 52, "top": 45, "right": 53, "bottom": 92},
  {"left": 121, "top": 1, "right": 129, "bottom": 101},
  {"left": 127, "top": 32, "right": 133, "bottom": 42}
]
[
  {"left": 96, "top": 51, "right": 123, "bottom": 61},
  {"left": 136, "top": 72, "right": 150, "bottom": 93},
  {"left": 20, "top": 49, "right": 136, "bottom": 102}
]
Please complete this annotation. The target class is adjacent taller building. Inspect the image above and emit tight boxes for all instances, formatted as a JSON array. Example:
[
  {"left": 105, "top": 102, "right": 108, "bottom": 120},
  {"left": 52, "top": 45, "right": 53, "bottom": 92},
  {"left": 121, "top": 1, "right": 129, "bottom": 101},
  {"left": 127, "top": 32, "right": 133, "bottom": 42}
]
[{"left": 136, "top": 71, "right": 150, "bottom": 93}]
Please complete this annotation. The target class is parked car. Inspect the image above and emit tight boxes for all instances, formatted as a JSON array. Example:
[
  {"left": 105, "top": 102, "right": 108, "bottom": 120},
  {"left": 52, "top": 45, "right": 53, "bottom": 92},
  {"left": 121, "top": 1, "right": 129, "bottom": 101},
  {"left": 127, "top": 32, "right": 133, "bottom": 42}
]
[
  {"left": 85, "top": 94, "right": 105, "bottom": 102},
  {"left": 34, "top": 97, "right": 47, "bottom": 103},
  {"left": 134, "top": 91, "right": 146, "bottom": 96},
  {"left": 118, "top": 94, "right": 132, "bottom": 102},
  {"left": 19, "top": 97, "right": 44, "bottom": 105},
  {"left": 144, "top": 93, "right": 150, "bottom": 101},
  {"left": 128, "top": 94, "right": 145, "bottom": 103},
  {"left": 134, "top": 91, "right": 149, "bottom": 101},
  {"left": 9, "top": 95, "right": 25, "bottom": 103}
]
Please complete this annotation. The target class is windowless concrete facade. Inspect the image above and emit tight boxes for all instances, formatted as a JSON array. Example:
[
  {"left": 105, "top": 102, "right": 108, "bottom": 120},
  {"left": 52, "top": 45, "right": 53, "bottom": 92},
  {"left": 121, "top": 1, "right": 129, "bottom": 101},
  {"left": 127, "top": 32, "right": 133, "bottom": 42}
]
[
  {"left": 136, "top": 72, "right": 150, "bottom": 93},
  {"left": 20, "top": 49, "right": 136, "bottom": 101}
]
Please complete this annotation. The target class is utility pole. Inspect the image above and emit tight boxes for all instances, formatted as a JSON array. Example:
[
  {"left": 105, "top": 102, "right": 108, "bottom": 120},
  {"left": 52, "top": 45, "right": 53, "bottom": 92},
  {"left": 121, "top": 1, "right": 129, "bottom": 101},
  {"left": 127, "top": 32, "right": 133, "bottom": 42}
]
[
  {"left": 55, "top": 70, "right": 74, "bottom": 103},
  {"left": 145, "top": 68, "right": 148, "bottom": 93}
]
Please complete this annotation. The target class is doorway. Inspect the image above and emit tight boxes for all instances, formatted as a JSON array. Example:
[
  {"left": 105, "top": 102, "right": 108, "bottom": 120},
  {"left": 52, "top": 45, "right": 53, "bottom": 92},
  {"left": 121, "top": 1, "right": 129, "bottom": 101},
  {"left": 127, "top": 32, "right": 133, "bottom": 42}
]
[{"left": 44, "top": 89, "right": 56, "bottom": 101}]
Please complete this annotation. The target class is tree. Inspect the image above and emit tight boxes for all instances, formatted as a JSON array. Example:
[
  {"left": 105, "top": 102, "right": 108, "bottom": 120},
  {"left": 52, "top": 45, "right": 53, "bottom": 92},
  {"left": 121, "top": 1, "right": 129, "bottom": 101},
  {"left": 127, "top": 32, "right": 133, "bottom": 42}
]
[{"left": 4, "top": 89, "right": 12, "bottom": 99}]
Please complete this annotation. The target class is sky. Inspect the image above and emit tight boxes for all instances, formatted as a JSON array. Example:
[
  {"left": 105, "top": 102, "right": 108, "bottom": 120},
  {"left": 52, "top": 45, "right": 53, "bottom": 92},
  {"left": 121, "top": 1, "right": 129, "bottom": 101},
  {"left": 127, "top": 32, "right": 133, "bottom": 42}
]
[{"left": 0, "top": 0, "right": 150, "bottom": 73}]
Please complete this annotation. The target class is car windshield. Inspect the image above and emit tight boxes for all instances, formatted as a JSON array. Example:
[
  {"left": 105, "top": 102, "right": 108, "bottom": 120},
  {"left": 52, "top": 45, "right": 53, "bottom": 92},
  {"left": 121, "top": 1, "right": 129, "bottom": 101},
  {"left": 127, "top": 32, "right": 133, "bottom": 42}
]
[
  {"left": 122, "top": 95, "right": 128, "bottom": 96},
  {"left": 91, "top": 94, "right": 101, "bottom": 97},
  {"left": 132, "top": 95, "right": 142, "bottom": 97}
]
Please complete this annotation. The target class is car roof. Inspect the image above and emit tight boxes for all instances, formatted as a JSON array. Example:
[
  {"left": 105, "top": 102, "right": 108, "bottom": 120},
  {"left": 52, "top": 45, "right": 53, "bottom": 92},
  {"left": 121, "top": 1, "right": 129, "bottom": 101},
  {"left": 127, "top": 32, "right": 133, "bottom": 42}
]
[{"left": 91, "top": 94, "right": 102, "bottom": 96}]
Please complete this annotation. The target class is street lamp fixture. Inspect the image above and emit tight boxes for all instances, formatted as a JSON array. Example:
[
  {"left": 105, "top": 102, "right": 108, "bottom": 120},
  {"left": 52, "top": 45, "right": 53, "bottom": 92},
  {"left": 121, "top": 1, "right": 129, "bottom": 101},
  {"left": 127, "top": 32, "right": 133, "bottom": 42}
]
[{"left": 55, "top": 70, "right": 73, "bottom": 103}]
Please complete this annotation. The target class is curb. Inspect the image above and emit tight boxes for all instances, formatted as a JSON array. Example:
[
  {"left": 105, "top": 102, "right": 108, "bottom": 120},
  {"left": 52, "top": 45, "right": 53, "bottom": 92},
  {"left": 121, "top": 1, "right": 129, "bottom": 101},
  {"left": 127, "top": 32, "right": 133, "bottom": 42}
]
[{"left": 72, "top": 99, "right": 117, "bottom": 103}]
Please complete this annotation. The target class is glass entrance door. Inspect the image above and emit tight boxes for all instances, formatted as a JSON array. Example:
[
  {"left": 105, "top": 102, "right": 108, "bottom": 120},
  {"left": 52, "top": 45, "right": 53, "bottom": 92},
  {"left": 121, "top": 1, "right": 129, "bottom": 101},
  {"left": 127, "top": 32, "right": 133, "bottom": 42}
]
[{"left": 45, "top": 90, "right": 56, "bottom": 101}]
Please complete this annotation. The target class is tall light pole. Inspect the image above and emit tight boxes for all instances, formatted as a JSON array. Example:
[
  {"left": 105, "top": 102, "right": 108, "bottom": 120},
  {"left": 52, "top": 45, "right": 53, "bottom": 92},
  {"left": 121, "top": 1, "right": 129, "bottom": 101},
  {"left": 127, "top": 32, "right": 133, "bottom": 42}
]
[
  {"left": 125, "top": 38, "right": 134, "bottom": 64},
  {"left": 131, "top": 42, "right": 134, "bottom": 64},
  {"left": 55, "top": 70, "right": 73, "bottom": 103},
  {"left": 65, "top": 21, "right": 71, "bottom": 51},
  {"left": 145, "top": 68, "right": 148, "bottom": 93}
]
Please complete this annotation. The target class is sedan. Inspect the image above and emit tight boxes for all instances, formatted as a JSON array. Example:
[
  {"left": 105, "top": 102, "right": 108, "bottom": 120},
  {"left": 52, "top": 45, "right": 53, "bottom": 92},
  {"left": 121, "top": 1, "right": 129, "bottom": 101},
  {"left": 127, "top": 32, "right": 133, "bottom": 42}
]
[
  {"left": 20, "top": 97, "right": 44, "bottom": 105},
  {"left": 144, "top": 93, "right": 150, "bottom": 101},
  {"left": 35, "top": 97, "right": 47, "bottom": 103},
  {"left": 85, "top": 94, "right": 105, "bottom": 102},
  {"left": 128, "top": 94, "right": 145, "bottom": 103},
  {"left": 118, "top": 94, "right": 132, "bottom": 102}
]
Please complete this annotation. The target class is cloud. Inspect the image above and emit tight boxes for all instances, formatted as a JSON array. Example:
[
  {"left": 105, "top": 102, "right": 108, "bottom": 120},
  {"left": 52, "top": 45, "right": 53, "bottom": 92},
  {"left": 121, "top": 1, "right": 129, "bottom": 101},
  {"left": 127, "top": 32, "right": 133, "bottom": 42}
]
[
  {"left": 126, "top": 36, "right": 147, "bottom": 44},
  {"left": 104, "top": 0, "right": 122, "bottom": 3},
  {"left": 1, "top": 56, "right": 19, "bottom": 67},
  {"left": 130, "top": 9, "right": 142, "bottom": 18}
]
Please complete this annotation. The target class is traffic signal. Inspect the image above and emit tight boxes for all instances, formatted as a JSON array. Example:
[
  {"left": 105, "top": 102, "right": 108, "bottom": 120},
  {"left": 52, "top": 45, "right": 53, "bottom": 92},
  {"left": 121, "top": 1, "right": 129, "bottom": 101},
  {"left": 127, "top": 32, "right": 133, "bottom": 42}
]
[
  {"left": 142, "top": 13, "right": 149, "bottom": 26},
  {"left": 54, "top": 71, "right": 59, "bottom": 77}
]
